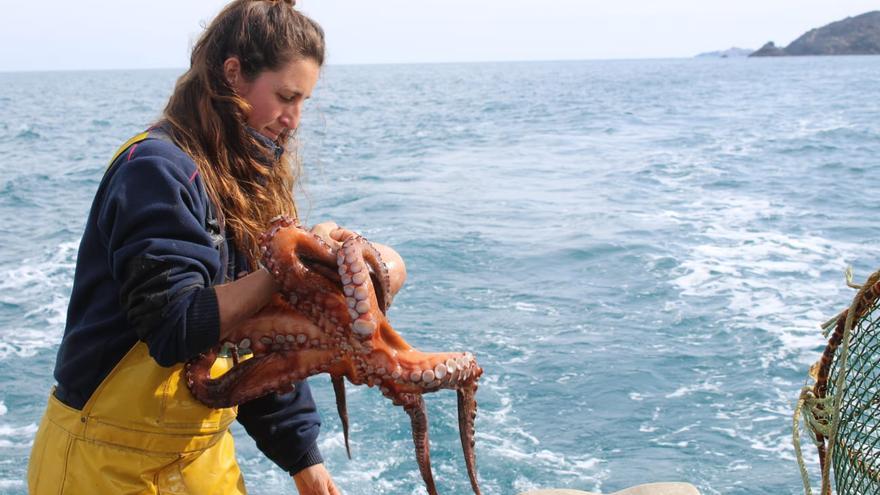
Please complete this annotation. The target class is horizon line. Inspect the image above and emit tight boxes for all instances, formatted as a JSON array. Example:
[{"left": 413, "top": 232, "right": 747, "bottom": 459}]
[
  {"left": 4, "top": 52, "right": 878, "bottom": 74},
  {"left": 0, "top": 54, "right": 720, "bottom": 74}
]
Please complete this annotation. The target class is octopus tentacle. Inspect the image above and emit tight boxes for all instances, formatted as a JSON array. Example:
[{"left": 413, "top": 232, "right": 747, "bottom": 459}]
[
  {"left": 405, "top": 395, "right": 438, "bottom": 495},
  {"left": 332, "top": 375, "right": 352, "bottom": 459},
  {"left": 333, "top": 228, "right": 392, "bottom": 313},
  {"left": 458, "top": 384, "right": 482, "bottom": 495},
  {"left": 187, "top": 350, "right": 310, "bottom": 407},
  {"left": 337, "top": 236, "right": 382, "bottom": 339},
  {"left": 186, "top": 348, "right": 222, "bottom": 406},
  {"left": 362, "top": 241, "right": 392, "bottom": 312},
  {"left": 261, "top": 218, "right": 340, "bottom": 297}
]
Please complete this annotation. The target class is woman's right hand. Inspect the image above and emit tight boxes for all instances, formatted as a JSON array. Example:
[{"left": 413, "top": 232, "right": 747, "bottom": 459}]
[{"left": 292, "top": 463, "right": 341, "bottom": 495}]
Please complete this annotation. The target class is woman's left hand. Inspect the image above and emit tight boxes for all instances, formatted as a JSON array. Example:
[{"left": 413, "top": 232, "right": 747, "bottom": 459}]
[{"left": 292, "top": 463, "right": 341, "bottom": 495}]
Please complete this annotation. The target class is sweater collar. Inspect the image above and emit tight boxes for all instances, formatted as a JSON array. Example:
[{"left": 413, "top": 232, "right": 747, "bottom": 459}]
[{"left": 245, "top": 126, "right": 285, "bottom": 163}]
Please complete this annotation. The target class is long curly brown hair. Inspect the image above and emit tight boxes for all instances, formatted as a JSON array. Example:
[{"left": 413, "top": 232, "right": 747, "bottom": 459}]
[{"left": 161, "top": 0, "right": 324, "bottom": 266}]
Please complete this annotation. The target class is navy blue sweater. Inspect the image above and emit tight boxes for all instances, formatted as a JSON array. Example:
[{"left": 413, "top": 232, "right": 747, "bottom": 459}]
[{"left": 53, "top": 132, "right": 323, "bottom": 474}]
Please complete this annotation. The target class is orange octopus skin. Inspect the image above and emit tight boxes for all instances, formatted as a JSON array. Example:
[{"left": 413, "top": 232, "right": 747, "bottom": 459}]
[{"left": 186, "top": 217, "right": 483, "bottom": 495}]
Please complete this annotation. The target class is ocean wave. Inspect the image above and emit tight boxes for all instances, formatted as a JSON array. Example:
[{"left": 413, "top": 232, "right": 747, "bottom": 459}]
[
  {"left": 659, "top": 189, "right": 855, "bottom": 487},
  {"left": 0, "top": 241, "right": 77, "bottom": 359},
  {"left": 14, "top": 125, "right": 41, "bottom": 141},
  {"left": 665, "top": 379, "right": 723, "bottom": 399},
  {"left": 668, "top": 193, "right": 858, "bottom": 351},
  {"left": 0, "top": 421, "right": 37, "bottom": 450},
  {"left": 0, "top": 480, "right": 24, "bottom": 490},
  {"left": 248, "top": 370, "right": 604, "bottom": 494}
]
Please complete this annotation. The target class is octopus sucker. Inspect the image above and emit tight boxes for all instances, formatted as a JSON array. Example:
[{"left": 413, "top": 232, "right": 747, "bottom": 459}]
[{"left": 185, "top": 217, "right": 483, "bottom": 494}]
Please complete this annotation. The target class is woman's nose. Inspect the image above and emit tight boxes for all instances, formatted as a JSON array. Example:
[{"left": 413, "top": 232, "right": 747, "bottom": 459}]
[{"left": 280, "top": 102, "right": 302, "bottom": 130}]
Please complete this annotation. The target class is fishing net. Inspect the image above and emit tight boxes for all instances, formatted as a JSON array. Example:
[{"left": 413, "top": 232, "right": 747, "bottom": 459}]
[{"left": 794, "top": 269, "right": 880, "bottom": 495}]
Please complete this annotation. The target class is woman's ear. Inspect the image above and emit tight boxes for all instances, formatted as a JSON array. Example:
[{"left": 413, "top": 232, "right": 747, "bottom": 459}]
[{"left": 223, "top": 57, "right": 243, "bottom": 90}]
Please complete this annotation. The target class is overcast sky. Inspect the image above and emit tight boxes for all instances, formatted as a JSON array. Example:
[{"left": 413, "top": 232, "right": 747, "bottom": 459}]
[{"left": 1, "top": 0, "right": 877, "bottom": 71}]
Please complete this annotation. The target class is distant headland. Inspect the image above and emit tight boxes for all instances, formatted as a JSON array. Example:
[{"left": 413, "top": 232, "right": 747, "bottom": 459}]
[
  {"left": 750, "top": 11, "right": 880, "bottom": 57},
  {"left": 695, "top": 47, "right": 753, "bottom": 58}
]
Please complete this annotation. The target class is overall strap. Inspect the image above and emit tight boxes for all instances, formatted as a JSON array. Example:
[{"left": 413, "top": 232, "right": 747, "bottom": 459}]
[
  {"left": 106, "top": 128, "right": 230, "bottom": 284},
  {"left": 108, "top": 130, "right": 152, "bottom": 167}
]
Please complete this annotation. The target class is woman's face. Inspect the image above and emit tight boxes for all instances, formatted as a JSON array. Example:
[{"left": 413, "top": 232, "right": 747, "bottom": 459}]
[{"left": 228, "top": 57, "right": 320, "bottom": 143}]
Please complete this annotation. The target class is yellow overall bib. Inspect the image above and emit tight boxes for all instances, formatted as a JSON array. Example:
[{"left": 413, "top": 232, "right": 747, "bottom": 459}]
[
  {"left": 27, "top": 344, "right": 245, "bottom": 494},
  {"left": 27, "top": 132, "right": 246, "bottom": 494}
]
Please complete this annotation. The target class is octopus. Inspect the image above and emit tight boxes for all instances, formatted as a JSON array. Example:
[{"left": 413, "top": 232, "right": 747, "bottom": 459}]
[{"left": 186, "top": 217, "right": 483, "bottom": 495}]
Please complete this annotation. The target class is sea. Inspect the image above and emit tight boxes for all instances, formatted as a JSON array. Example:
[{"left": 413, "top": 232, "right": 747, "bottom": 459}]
[{"left": 1, "top": 56, "right": 879, "bottom": 495}]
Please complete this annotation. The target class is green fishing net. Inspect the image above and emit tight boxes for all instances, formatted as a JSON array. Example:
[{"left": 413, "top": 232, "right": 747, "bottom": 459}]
[{"left": 794, "top": 270, "right": 880, "bottom": 495}]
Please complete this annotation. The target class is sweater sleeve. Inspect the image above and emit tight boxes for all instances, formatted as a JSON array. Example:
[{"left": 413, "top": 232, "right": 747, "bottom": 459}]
[
  {"left": 236, "top": 380, "right": 324, "bottom": 475},
  {"left": 97, "top": 147, "right": 222, "bottom": 366}
]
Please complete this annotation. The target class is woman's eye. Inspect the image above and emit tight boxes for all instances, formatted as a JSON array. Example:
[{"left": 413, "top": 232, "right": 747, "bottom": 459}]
[{"left": 279, "top": 94, "right": 296, "bottom": 103}]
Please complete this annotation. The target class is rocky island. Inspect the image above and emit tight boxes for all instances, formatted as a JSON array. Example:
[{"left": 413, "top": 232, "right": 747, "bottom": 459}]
[
  {"left": 695, "top": 47, "right": 753, "bottom": 58},
  {"left": 751, "top": 10, "right": 880, "bottom": 56}
]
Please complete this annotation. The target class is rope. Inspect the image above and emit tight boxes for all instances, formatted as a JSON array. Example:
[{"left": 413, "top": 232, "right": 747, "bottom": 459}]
[
  {"left": 821, "top": 290, "right": 858, "bottom": 494},
  {"left": 794, "top": 386, "right": 835, "bottom": 494},
  {"left": 794, "top": 387, "right": 816, "bottom": 495}
]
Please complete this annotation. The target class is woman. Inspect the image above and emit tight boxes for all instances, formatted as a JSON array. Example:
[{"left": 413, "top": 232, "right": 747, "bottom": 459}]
[{"left": 27, "top": 1, "right": 404, "bottom": 493}]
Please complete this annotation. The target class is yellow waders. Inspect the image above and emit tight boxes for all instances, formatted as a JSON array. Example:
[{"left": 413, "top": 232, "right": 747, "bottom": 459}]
[
  {"left": 28, "top": 131, "right": 245, "bottom": 494},
  {"left": 27, "top": 343, "right": 246, "bottom": 494}
]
